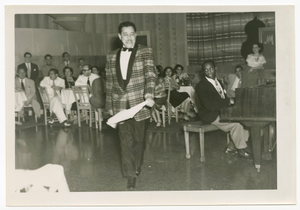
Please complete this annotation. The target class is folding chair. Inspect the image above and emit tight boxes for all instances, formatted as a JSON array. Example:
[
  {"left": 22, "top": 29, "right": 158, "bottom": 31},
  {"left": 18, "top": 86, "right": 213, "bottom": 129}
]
[{"left": 72, "top": 85, "right": 103, "bottom": 131}]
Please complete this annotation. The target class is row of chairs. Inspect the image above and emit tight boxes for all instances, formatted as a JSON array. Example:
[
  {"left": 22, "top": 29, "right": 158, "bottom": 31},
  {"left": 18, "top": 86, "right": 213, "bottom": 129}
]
[{"left": 37, "top": 85, "right": 103, "bottom": 131}]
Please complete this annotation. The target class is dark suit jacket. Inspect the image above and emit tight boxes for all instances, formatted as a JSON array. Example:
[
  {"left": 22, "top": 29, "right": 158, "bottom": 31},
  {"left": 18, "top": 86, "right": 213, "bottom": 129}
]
[
  {"left": 195, "top": 77, "right": 230, "bottom": 124},
  {"left": 17, "top": 63, "right": 39, "bottom": 83},
  {"left": 89, "top": 77, "right": 106, "bottom": 109}
]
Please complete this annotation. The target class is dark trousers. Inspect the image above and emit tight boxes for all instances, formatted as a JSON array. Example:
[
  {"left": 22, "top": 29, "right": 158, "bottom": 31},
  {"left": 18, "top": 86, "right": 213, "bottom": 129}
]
[{"left": 118, "top": 118, "right": 148, "bottom": 178}]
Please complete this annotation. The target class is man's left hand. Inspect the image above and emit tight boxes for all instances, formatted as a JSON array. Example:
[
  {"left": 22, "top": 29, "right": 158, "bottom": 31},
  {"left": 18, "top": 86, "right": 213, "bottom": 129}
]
[
  {"left": 145, "top": 98, "right": 155, "bottom": 107},
  {"left": 24, "top": 101, "right": 30, "bottom": 106}
]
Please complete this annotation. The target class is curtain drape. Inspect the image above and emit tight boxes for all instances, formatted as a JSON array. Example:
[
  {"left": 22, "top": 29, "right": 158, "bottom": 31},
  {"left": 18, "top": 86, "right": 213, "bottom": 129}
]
[{"left": 186, "top": 12, "right": 275, "bottom": 66}]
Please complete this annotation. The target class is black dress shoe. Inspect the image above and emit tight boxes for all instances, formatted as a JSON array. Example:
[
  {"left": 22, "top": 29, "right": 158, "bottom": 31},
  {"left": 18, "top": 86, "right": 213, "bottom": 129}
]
[
  {"left": 135, "top": 167, "right": 141, "bottom": 176},
  {"left": 224, "top": 146, "right": 238, "bottom": 154},
  {"left": 237, "top": 149, "right": 252, "bottom": 160},
  {"left": 127, "top": 177, "right": 136, "bottom": 189}
]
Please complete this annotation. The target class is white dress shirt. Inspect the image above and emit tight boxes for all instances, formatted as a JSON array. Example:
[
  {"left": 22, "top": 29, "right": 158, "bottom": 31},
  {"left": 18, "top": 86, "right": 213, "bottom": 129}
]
[
  {"left": 75, "top": 73, "right": 99, "bottom": 87},
  {"left": 19, "top": 78, "right": 26, "bottom": 86},
  {"left": 120, "top": 50, "right": 132, "bottom": 79},
  {"left": 40, "top": 76, "right": 65, "bottom": 99},
  {"left": 206, "top": 77, "right": 225, "bottom": 99},
  {"left": 64, "top": 61, "right": 70, "bottom": 66},
  {"left": 231, "top": 76, "right": 241, "bottom": 91}
]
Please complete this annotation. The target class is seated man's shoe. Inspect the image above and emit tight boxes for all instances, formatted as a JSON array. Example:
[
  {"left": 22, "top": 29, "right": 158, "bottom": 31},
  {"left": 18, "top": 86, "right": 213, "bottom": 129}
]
[
  {"left": 224, "top": 141, "right": 237, "bottom": 154},
  {"left": 48, "top": 119, "right": 55, "bottom": 125},
  {"left": 127, "top": 177, "right": 136, "bottom": 189},
  {"left": 62, "top": 121, "right": 71, "bottom": 127},
  {"left": 135, "top": 167, "right": 141, "bottom": 176},
  {"left": 224, "top": 147, "right": 238, "bottom": 154},
  {"left": 237, "top": 149, "right": 252, "bottom": 160}
]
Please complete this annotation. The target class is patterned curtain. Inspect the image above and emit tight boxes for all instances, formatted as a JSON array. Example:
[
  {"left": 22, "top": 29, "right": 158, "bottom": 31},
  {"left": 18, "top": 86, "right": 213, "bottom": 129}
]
[{"left": 186, "top": 12, "right": 275, "bottom": 66}]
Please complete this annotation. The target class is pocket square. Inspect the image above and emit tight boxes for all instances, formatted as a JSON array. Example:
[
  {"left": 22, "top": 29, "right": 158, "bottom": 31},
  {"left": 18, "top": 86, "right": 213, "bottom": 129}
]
[{"left": 33, "top": 69, "right": 36, "bottom": 71}]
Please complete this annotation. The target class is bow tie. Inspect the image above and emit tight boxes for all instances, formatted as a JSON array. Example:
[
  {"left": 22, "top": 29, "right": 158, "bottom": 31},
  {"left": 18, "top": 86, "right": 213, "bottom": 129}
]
[{"left": 122, "top": 47, "right": 133, "bottom": 52}]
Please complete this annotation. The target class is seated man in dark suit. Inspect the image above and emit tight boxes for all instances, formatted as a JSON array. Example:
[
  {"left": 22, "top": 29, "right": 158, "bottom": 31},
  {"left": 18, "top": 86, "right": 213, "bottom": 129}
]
[
  {"left": 15, "top": 67, "right": 42, "bottom": 122},
  {"left": 195, "top": 60, "right": 251, "bottom": 159},
  {"left": 226, "top": 65, "right": 243, "bottom": 99},
  {"left": 17, "top": 52, "right": 39, "bottom": 83},
  {"left": 89, "top": 77, "right": 106, "bottom": 110}
]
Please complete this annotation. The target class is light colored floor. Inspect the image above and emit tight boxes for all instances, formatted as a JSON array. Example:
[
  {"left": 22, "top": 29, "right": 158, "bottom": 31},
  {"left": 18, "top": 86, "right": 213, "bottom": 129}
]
[{"left": 15, "top": 119, "right": 277, "bottom": 191}]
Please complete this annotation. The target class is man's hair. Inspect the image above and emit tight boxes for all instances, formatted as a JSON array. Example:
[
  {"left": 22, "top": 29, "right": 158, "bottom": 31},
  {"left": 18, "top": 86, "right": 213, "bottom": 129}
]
[
  {"left": 201, "top": 60, "right": 216, "bottom": 70},
  {"left": 23, "top": 52, "right": 32, "bottom": 57},
  {"left": 49, "top": 68, "right": 59, "bottom": 75},
  {"left": 163, "top": 66, "right": 175, "bottom": 77},
  {"left": 118, "top": 21, "right": 137, "bottom": 34},
  {"left": 44, "top": 54, "right": 52, "bottom": 59},
  {"left": 62, "top": 52, "right": 70, "bottom": 57},
  {"left": 174, "top": 64, "right": 184, "bottom": 71},
  {"left": 17, "top": 67, "right": 25, "bottom": 73},
  {"left": 234, "top": 65, "right": 243, "bottom": 72},
  {"left": 78, "top": 58, "right": 85, "bottom": 62},
  {"left": 63, "top": 66, "right": 74, "bottom": 75},
  {"left": 83, "top": 64, "right": 92, "bottom": 71}
]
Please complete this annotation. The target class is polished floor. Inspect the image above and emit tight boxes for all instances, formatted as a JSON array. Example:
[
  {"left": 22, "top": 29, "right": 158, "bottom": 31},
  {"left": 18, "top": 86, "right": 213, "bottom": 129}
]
[{"left": 15, "top": 118, "right": 277, "bottom": 191}]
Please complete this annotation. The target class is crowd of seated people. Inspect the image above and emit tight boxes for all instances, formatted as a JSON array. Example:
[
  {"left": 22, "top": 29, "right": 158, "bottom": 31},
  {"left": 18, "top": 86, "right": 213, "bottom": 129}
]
[{"left": 15, "top": 51, "right": 105, "bottom": 127}]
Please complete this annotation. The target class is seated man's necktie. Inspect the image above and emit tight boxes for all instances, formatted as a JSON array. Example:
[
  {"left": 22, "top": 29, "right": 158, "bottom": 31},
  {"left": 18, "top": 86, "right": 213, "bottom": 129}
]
[
  {"left": 122, "top": 47, "right": 133, "bottom": 52},
  {"left": 21, "top": 79, "right": 25, "bottom": 91},
  {"left": 87, "top": 77, "right": 90, "bottom": 86},
  {"left": 215, "top": 80, "right": 225, "bottom": 99}
]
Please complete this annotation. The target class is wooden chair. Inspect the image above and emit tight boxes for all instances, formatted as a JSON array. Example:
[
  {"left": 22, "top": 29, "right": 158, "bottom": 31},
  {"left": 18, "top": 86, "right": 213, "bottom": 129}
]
[
  {"left": 72, "top": 85, "right": 103, "bottom": 131},
  {"left": 166, "top": 82, "right": 179, "bottom": 124},
  {"left": 38, "top": 86, "right": 67, "bottom": 125},
  {"left": 182, "top": 121, "right": 230, "bottom": 162}
]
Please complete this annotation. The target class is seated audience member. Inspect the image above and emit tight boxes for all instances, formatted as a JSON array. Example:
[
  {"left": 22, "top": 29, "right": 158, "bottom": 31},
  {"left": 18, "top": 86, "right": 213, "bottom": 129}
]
[
  {"left": 63, "top": 67, "right": 77, "bottom": 88},
  {"left": 63, "top": 66, "right": 78, "bottom": 121},
  {"left": 89, "top": 76, "right": 106, "bottom": 110},
  {"left": 156, "top": 65, "right": 164, "bottom": 77},
  {"left": 78, "top": 58, "right": 86, "bottom": 73},
  {"left": 17, "top": 52, "right": 39, "bottom": 83},
  {"left": 40, "top": 69, "right": 71, "bottom": 127},
  {"left": 246, "top": 42, "right": 266, "bottom": 73},
  {"left": 92, "top": 66, "right": 106, "bottom": 80},
  {"left": 15, "top": 68, "right": 42, "bottom": 122},
  {"left": 75, "top": 64, "right": 99, "bottom": 91},
  {"left": 164, "top": 66, "right": 192, "bottom": 121},
  {"left": 152, "top": 65, "right": 167, "bottom": 128},
  {"left": 58, "top": 52, "right": 79, "bottom": 78},
  {"left": 195, "top": 60, "right": 251, "bottom": 159},
  {"left": 173, "top": 64, "right": 190, "bottom": 85},
  {"left": 226, "top": 65, "right": 243, "bottom": 99},
  {"left": 40, "top": 54, "right": 56, "bottom": 78},
  {"left": 92, "top": 66, "right": 100, "bottom": 76}
]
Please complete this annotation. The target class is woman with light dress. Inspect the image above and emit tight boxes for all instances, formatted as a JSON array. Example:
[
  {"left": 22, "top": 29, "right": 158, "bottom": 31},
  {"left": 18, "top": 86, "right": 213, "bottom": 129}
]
[{"left": 246, "top": 42, "right": 267, "bottom": 73}]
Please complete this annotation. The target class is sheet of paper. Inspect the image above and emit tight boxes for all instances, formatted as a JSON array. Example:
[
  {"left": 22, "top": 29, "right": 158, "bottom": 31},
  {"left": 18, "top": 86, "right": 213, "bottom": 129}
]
[{"left": 107, "top": 101, "right": 148, "bottom": 128}]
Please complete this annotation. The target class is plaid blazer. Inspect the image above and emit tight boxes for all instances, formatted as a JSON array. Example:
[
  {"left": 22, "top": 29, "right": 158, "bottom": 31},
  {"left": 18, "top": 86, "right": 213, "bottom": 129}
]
[{"left": 105, "top": 44, "right": 156, "bottom": 121}]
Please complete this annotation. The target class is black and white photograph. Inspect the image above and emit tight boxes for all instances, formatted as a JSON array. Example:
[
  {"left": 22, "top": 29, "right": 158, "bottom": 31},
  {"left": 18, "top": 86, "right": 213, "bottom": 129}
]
[{"left": 4, "top": 4, "right": 296, "bottom": 207}]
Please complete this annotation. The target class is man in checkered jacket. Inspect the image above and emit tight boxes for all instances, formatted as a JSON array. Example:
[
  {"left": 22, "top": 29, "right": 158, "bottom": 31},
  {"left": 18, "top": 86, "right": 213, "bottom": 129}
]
[{"left": 105, "top": 21, "right": 156, "bottom": 189}]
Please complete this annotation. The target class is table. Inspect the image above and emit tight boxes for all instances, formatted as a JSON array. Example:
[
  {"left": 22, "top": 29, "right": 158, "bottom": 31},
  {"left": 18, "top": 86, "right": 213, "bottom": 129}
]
[
  {"left": 178, "top": 86, "right": 195, "bottom": 104},
  {"left": 61, "top": 89, "right": 76, "bottom": 114},
  {"left": 178, "top": 86, "right": 197, "bottom": 112},
  {"left": 15, "top": 91, "right": 27, "bottom": 111}
]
